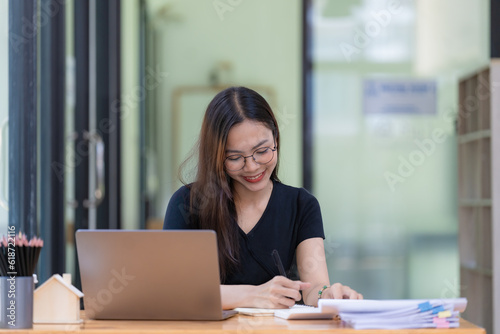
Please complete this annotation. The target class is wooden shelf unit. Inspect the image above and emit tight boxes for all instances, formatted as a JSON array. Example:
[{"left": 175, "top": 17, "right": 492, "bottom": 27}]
[{"left": 457, "top": 66, "right": 493, "bottom": 334}]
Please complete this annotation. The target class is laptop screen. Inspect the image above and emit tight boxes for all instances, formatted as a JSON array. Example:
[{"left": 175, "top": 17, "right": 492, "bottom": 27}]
[{"left": 76, "top": 230, "right": 232, "bottom": 320}]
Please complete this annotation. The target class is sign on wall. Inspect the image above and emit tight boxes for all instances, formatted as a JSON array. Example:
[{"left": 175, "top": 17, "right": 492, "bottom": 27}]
[{"left": 363, "top": 79, "right": 436, "bottom": 115}]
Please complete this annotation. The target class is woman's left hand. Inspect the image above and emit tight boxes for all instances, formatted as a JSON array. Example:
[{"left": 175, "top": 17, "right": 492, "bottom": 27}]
[{"left": 321, "top": 283, "right": 363, "bottom": 300}]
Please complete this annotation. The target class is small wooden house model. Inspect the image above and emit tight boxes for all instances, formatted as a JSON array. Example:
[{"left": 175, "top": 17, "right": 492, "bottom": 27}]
[{"left": 33, "top": 273, "right": 84, "bottom": 323}]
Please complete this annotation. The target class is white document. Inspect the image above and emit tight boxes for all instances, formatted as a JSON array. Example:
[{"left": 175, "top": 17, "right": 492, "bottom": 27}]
[
  {"left": 274, "top": 304, "right": 334, "bottom": 320},
  {"left": 319, "top": 298, "right": 467, "bottom": 314}
]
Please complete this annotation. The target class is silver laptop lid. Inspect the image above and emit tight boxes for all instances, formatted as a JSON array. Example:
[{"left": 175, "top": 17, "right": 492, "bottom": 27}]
[{"left": 76, "top": 230, "right": 232, "bottom": 320}]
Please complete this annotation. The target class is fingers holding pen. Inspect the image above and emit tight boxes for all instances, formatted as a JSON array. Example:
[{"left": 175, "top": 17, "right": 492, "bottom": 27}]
[
  {"left": 256, "top": 276, "right": 311, "bottom": 308},
  {"left": 270, "top": 249, "right": 312, "bottom": 306},
  {"left": 272, "top": 276, "right": 308, "bottom": 301}
]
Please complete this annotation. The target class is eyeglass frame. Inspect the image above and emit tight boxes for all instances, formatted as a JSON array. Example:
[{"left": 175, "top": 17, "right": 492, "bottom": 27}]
[{"left": 224, "top": 146, "right": 277, "bottom": 171}]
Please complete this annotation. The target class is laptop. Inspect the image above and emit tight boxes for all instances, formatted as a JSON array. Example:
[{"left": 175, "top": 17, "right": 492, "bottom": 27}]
[{"left": 75, "top": 230, "right": 237, "bottom": 320}]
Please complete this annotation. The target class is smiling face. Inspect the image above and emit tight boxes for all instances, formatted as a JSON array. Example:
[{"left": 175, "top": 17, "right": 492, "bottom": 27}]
[{"left": 225, "top": 119, "right": 277, "bottom": 196}]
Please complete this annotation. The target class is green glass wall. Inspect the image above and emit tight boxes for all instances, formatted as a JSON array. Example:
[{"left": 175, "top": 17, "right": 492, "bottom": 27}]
[{"left": 312, "top": 0, "right": 489, "bottom": 299}]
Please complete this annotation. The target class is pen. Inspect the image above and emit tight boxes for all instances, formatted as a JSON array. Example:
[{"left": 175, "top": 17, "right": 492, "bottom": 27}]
[{"left": 272, "top": 249, "right": 287, "bottom": 277}]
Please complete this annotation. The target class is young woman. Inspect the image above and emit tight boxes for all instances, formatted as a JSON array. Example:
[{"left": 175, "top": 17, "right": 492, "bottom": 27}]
[{"left": 164, "top": 86, "right": 362, "bottom": 309}]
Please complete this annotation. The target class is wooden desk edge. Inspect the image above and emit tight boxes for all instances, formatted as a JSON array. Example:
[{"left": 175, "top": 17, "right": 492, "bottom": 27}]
[{"left": 0, "top": 315, "right": 486, "bottom": 334}]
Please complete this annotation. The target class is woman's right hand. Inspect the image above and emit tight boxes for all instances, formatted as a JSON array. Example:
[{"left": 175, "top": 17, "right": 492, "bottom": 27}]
[{"left": 252, "top": 276, "right": 311, "bottom": 309}]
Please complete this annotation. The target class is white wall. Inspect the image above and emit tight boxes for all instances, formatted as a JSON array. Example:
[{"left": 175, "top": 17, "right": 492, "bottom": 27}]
[
  {"left": 0, "top": 0, "right": 9, "bottom": 233},
  {"left": 147, "top": 0, "right": 302, "bottom": 218},
  {"left": 415, "top": 0, "right": 489, "bottom": 75}
]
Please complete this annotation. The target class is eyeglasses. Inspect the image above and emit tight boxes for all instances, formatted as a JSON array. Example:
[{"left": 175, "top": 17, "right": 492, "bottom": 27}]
[{"left": 224, "top": 146, "right": 277, "bottom": 171}]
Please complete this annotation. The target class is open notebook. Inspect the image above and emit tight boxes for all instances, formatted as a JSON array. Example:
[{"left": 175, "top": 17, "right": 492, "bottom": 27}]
[{"left": 235, "top": 305, "right": 334, "bottom": 320}]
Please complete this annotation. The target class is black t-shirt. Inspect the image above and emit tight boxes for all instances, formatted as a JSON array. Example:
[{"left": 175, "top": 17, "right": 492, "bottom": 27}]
[{"left": 163, "top": 180, "right": 325, "bottom": 285}]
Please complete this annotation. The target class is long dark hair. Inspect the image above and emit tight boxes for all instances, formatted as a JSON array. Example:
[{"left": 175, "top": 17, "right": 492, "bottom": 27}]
[{"left": 187, "top": 86, "right": 280, "bottom": 281}]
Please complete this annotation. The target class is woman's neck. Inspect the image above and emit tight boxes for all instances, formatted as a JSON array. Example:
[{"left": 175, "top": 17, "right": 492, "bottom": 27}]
[{"left": 233, "top": 179, "right": 274, "bottom": 207}]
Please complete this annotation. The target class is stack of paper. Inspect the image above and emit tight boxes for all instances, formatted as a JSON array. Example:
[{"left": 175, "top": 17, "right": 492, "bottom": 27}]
[{"left": 319, "top": 298, "right": 467, "bottom": 329}]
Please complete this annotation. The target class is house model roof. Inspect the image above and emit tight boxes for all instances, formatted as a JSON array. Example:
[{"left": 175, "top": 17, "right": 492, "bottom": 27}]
[{"left": 35, "top": 274, "right": 84, "bottom": 298}]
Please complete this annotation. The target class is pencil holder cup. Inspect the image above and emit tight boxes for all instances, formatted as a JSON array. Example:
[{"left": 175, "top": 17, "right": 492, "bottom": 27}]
[{"left": 0, "top": 276, "right": 34, "bottom": 329}]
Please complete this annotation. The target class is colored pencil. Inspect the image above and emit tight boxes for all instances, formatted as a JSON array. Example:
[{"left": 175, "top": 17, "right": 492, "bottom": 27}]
[{"left": 0, "top": 232, "right": 44, "bottom": 277}]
